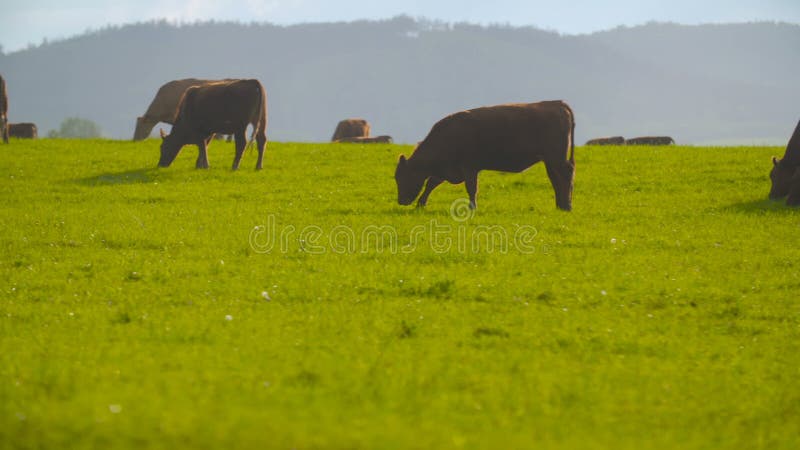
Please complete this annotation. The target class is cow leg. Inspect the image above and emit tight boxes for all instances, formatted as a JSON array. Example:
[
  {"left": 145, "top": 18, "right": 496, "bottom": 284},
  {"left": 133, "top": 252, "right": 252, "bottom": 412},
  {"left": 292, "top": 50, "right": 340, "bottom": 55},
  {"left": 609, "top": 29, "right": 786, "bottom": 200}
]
[
  {"left": 1, "top": 116, "right": 7, "bottom": 144},
  {"left": 545, "top": 160, "right": 575, "bottom": 211},
  {"left": 417, "top": 177, "right": 444, "bottom": 207},
  {"left": 464, "top": 170, "right": 479, "bottom": 210},
  {"left": 232, "top": 130, "right": 246, "bottom": 170},
  {"left": 255, "top": 129, "right": 267, "bottom": 170},
  {"left": 196, "top": 141, "right": 210, "bottom": 169}
]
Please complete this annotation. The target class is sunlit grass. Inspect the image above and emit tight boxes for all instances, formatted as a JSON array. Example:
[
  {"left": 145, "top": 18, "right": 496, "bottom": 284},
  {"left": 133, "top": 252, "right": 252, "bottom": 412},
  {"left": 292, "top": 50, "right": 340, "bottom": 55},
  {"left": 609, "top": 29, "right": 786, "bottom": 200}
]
[{"left": 1, "top": 138, "right": 799, "bottom": 449}]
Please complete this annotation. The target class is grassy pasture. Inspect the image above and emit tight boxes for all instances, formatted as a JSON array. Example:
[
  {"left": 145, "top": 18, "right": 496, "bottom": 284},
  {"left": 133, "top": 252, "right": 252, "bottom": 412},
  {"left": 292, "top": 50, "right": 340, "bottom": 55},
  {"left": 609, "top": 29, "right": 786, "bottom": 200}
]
[{"left": 0, "top": 138, "right": 799, "bottom": 449}]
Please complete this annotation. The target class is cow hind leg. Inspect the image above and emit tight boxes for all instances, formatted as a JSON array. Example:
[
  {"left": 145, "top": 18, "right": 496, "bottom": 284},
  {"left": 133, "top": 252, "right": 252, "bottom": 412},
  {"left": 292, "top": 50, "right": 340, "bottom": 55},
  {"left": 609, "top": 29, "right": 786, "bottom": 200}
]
[
  {"left": 232, "top": 130, "right": 247, "bottom": 170},
  {"left": 255, "top": 129, "right": 266, "bottom": 170}
]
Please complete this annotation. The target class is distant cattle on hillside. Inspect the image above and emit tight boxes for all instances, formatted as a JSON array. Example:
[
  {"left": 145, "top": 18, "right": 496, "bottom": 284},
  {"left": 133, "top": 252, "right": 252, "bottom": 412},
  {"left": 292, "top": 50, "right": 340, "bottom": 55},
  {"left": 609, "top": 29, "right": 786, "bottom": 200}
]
[
  {"left": 336, "top": 135, "right": 393, "bottom": 144},
  {"left": 585, "top": 136, "right": 625, "bottom": 146},
  {"left": 158, "top": 79, "right": 267, "bottom": 170},
  {"left": 1, "top": 74, "right": 8, "bottom": 144},
  {"left": 626, "top": 136, "right": 675, "bottom": 146},
  {"left": 332, "top": 119, "right": 370, "bottom": 142},
  {"left": 8, "top": 123, "right": 37, "bottom": 139},
  {"left": 134, "top": 78, "right": 235, "bottom": 141},
  {"left": 769, "top": 119, "right": 800, "bottom": 206},
  {"left": 395, "top": 100, "right": 575, "bottom": 211}
]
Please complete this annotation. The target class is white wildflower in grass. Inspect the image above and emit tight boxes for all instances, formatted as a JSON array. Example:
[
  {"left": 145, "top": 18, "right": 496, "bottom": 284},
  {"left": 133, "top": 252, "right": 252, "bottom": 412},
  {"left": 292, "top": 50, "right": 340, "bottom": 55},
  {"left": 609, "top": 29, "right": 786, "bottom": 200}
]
[
  {"left": 225, "top": 315, "right": 233, "bottom": 321},
  {"left": 261, "top": 291, "right": 271, "bottom": 301},
  {"left": 610, "top": 238, "right": 617, "bottom": 244},
  {"left": 601, "top": 290, "right": 608, "bottom": 296},
  {"left": 109, "top": 404, "right": 122, "bottom": 414}
]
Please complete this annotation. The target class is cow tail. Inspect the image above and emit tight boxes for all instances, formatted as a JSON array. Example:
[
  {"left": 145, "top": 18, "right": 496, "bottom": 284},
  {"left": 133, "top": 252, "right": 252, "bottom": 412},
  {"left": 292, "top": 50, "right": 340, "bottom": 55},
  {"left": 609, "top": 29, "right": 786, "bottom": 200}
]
[
  {"left": 566, "top": 102, "right": 575, "bottom": 163},
  {"left": 246, "top": 82, "right": 265, "bottom": 153}
]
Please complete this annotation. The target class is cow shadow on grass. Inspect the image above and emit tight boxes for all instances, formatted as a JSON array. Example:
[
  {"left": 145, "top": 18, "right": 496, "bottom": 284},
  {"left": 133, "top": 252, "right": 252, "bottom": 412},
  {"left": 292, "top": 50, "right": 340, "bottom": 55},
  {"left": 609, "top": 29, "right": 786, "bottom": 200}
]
[
  {"left": 723, "top": 198, "right": 800, "bottom": 215},
  {"left": 74, "top": 168, "right": 158, "bottom": 186}
]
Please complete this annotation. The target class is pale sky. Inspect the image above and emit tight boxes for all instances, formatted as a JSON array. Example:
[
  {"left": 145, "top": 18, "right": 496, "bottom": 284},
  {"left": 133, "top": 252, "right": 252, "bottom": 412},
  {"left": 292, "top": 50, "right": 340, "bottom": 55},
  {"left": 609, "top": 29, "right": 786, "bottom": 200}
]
[{"left": 1, "top": 0, "right": 798, "bottom": 53}]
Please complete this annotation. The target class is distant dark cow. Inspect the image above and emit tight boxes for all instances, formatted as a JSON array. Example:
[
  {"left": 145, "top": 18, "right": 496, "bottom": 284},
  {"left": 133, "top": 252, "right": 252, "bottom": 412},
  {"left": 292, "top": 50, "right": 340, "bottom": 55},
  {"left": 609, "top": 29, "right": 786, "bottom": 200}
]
[
  {"left": 159, "top": 79, "right": 267, "bottom": 170},
  {"left": 332, "top": 119, "right": 370, "bottom": 142},
  {"left": 395, "top": 101, "right": 575, "bottom": 211},
  {"left": 769, "top": 119, "right": 800, "bottom": 205},
  {"left": 134, "top": 78, "right": 235, "bottom": 141},
  {"left": 1, "top": 74, "right": 8, "bottom": 144},
  {"left": 336, "top": 135, "right": 393, "bottom": 144},
  {"left": 585, "top": 136, "right": 625, "bottom": 146},
  {"left": 8, "top": 123, "right": 37, "bottom": 139},
  {"left": 626, "top": 136, "right": 675, "bottom": 145}
]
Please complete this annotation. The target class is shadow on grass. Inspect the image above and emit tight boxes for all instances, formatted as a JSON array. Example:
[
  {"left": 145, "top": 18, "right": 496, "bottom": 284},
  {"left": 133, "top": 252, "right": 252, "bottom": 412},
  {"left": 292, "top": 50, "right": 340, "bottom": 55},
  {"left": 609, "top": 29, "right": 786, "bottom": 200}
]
[
  {"left": 723, "top": 198, "right": 800, "bottom": 215},
  {"left": 74, "top": 168, "right": 158, "bottom": 186}
]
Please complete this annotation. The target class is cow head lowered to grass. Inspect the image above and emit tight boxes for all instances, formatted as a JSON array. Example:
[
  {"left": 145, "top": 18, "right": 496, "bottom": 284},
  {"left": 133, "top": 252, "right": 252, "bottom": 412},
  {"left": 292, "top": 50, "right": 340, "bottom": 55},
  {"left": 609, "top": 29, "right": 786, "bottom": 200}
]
[
  {"left": 769, "top": 119, "right": 800, "bottom": 205},
  {"left": 394, "top": 100, "right": 575, "bottom": 211},
  {"left": 157, "top": 79, "right": 267, "bottom": 170}
]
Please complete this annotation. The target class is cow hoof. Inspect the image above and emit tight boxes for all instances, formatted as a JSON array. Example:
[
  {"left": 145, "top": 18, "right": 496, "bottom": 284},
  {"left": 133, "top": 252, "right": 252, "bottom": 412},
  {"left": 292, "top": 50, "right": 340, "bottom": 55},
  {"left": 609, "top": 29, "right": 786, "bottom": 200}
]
[{"left": 469, "top": 201, "right": 477, "bottom": 210}]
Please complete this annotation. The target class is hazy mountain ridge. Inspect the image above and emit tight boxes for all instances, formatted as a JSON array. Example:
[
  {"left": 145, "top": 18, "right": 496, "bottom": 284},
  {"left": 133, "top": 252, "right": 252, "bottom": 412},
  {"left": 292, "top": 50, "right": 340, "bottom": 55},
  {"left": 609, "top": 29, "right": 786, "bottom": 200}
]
[{"left": 0, "top": 17, "right": 797, "bottom": 144}]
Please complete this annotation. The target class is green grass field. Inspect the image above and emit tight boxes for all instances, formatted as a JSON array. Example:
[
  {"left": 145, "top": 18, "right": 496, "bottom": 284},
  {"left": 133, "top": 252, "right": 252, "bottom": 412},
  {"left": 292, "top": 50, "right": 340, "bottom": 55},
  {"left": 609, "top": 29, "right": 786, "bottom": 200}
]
[{"left": 1, "top": 138, "right": 799, "bottom": 449}]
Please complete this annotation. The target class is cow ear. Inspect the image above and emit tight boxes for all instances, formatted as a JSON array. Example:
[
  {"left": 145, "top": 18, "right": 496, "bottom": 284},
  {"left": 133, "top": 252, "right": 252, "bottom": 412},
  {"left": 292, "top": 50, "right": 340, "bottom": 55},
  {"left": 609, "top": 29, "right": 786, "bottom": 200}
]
[
  {"left": 773, "top": 156, "right": 779, "bottom": 166},
  {"left": 399, "top": 155, "right": 407, "bottom": 165},
  {"left": 160, "top": 128, "right": 167, "bottom": 140}
]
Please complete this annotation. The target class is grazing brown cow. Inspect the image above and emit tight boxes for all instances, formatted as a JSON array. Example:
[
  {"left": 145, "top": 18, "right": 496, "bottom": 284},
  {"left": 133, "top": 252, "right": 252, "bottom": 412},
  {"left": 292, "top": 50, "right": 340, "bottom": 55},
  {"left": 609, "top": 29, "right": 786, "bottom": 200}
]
[
  {"left": 769, "top": 119, "right": 800, "bottom": 204},
  {"left": 336, "top": 135, "right": 393, "bottom": 144},
  {"left": 626, "top": 136, "right": 675, "bottom": 145},
  {"left": 8, "top": 123, "right": 37, "bottom": 139},
  {"left": 134, "top": 78, "right": 235, "bottom": 141},
  {"left": 395, "top": 101, "right": 575, "bottom": 211},
  {"left": 585, "top": 136, "right": 625, "bottom": 146},
  {"left": 159, "top": 79, "right": 267, "bottom": 170},
  {"left": 0, "top": 74, "right": 8, "bottom": 144},
  {"left": 331, "top": 119, "right": 370, "bottom": 142}
]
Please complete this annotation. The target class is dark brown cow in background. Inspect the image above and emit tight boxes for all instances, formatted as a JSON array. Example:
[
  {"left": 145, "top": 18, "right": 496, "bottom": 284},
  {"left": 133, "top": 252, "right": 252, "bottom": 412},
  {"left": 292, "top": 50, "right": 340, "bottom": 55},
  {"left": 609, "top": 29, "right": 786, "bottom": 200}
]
[
  {"left": 331, "top": 119, "right": 370, "bottom": 142},
  {"left": 8, "top": 123, "right": 37, "bottom": 139},
  {"left": 159, "top": 79, "right": 267, "bottom": 170},
  {"left": 336, "top": 135, "right": 393, "bottom": 144},
  {"left": 626, "top": 136, "right": 675, "bottom": 145},
  {"left": 585, "top": 136, "right": 625, "bottom": 146},
  {"left": 769, "top": 119, "right": 800, "bottom": 205},
  {"left": 134, "top": 78, "right": 235, "bottom": 141},
  {"left": 1, "top": 74, "right": 8, "bottom": 144},
  {"left": 395, "top": 100, "right": 575, "bottom": 211}
]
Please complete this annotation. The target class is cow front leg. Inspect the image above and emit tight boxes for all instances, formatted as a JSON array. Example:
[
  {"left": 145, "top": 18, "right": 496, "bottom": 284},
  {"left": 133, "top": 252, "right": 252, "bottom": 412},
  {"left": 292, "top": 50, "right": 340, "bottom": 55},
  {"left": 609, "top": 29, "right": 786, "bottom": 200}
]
[
  {"left": 196, "top": 140, "right": 210, "bottom": 169},
  {"left": 417, "top": 177, "right": 444, "bottom": 207},
  {"left": 464, "top": 170, "right": 479, "bottom": 210},
  {"left": 232, "top": 131, "right": 247, "bottom": 170}
]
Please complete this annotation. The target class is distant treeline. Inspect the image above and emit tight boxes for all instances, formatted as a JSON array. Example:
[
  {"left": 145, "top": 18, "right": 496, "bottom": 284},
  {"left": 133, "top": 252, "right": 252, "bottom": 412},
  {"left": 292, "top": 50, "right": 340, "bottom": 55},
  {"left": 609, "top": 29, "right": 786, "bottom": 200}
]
[{"left": 0, "top": 16, "right": 798, "bottom": 144}]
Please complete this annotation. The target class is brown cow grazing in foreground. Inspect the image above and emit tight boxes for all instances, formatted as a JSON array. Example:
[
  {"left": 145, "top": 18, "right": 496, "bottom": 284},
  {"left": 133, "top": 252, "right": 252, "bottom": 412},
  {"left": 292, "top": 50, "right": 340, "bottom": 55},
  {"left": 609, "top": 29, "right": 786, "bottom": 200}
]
[
  {"left": 1, "top": 74, "right": 8, "bottom": 144},
  {"left": 626, "top": 136, "right": 675, "bottom": 146},
  {"left": 159, "top": 79, "right": 267, "bottom": 170},
  {"left": 134, "top": 78, "right": 234, "bottom": 141},
  {"left": 395, "top": 101, "right": 575, "bottom": 211},
  {"left": 336, "top": 135, "right": 393, "bottom": 144},
  {"left": 769, "top": 119, "right": 800, "bottom": 205},
  {"left": 332, "top": 119, "right": 370, "bottom": 142},
  {"left": 585, "top": 136, "right": 625, "bottom": 146},
  {"left": 8, "top": 123, "right": 37, "bottom": 139}
]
